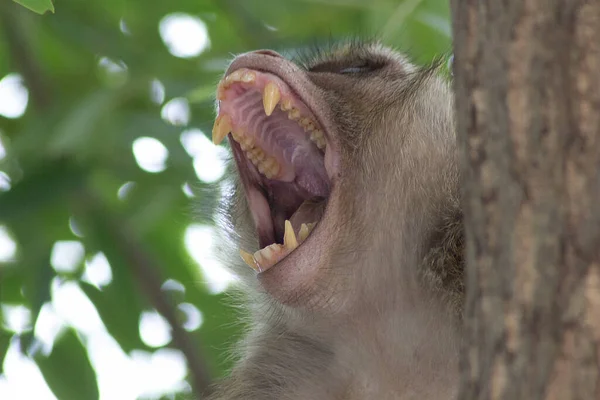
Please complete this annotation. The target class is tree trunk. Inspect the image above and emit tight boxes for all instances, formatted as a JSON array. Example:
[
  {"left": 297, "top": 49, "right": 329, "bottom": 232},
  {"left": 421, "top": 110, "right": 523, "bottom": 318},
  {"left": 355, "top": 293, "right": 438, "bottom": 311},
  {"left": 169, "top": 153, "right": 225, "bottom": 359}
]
[{"left": 450, "top": 1, "right": 600, "bottom": 399}]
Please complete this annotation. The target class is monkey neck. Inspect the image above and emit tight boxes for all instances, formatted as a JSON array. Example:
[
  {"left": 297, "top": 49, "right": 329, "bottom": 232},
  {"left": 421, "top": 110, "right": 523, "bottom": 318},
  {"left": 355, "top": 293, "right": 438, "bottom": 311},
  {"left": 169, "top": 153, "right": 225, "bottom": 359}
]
[
  {"left": 336, "top": 312, "right": 460, "bottom": 399},
  {"left": 278, "top": 294, "right": 460, "bottom": 399},
  {"left": 279, "top": 237, "right": 462, "bottom": 399}
]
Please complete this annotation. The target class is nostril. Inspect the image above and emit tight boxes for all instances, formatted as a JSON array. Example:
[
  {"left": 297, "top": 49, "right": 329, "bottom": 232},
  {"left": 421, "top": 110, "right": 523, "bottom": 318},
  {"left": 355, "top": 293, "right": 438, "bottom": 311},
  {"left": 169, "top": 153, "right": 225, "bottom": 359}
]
[{"left": 254, "top": 50, "right": 283, "bottom": 58}]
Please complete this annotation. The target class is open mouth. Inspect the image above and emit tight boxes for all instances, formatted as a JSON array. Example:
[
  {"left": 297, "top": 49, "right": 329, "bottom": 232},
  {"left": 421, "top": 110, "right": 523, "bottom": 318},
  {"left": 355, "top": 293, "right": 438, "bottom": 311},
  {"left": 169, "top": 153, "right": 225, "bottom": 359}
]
[{"left": 213, "top": 67, "right": 332, "bottom": 273}]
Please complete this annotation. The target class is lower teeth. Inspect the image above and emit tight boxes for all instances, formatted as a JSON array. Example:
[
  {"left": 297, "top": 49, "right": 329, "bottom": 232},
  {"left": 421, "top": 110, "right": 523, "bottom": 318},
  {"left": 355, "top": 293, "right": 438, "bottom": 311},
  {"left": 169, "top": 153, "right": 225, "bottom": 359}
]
[{"left": 239, "top": 220, "right": 317, "bottom": 272}]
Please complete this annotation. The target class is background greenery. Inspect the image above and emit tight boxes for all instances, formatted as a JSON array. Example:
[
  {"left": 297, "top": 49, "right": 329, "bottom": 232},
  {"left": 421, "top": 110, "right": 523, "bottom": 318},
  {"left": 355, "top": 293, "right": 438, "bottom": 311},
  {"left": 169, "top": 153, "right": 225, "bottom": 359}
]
[{"left": 0, "top": 0, "right": 451, "bottom": 398}]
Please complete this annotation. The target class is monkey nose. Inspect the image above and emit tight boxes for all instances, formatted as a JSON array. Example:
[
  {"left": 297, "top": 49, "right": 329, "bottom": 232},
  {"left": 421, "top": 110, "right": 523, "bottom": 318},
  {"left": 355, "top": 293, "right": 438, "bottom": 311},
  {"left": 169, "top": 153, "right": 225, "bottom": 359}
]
[{"left": 252, "top": 50, "right": 284, "bottom": 59}]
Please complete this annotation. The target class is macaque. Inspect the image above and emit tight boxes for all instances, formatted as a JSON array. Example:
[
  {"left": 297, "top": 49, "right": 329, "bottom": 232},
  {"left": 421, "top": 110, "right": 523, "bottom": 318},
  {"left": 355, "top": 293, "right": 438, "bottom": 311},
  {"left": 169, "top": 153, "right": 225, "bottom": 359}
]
[{"left": 208, "top": 41, "right": 464, "bottom": 400}]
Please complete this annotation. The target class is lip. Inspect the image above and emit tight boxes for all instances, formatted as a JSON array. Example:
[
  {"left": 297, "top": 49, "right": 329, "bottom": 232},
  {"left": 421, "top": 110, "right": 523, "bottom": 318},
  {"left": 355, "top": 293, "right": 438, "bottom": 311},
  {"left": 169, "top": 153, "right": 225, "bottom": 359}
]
[{"left": 220, "top": 51, "right": 341, "bottom": 276}]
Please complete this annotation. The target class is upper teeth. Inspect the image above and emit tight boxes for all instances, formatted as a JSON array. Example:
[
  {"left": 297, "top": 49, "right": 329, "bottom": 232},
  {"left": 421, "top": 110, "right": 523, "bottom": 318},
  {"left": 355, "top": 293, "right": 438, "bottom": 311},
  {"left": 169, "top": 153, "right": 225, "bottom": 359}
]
[
  {"left": 213, "top": 69, "right": 328, "bottom": 169},
  {"left": 281, "top": 98, "right": 293, "bottom": 111},
  {"left": 230, "top": 127, "right": 280, "bottom": 178}
]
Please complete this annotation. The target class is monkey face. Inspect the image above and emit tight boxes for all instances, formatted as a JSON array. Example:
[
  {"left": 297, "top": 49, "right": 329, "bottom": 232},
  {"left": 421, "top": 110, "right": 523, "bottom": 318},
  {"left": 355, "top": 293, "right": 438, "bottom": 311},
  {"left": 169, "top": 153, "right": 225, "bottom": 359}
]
[{"left": 214, "top": 43, "right": 459, "bottom": 312}]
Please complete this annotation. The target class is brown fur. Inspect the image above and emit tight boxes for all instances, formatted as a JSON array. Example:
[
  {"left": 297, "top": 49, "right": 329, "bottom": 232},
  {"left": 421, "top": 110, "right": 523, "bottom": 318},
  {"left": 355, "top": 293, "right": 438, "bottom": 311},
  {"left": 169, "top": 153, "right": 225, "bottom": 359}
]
[{"left": 208, "top": 41, "right": 464, "bottom": 400}]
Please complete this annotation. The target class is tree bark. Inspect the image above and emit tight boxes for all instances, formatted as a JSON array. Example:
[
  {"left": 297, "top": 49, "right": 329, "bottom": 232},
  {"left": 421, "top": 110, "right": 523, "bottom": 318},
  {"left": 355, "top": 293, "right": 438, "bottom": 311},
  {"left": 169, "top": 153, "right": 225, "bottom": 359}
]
[{"left": 451, "top": 1, "right": 600, "bottom": 399}]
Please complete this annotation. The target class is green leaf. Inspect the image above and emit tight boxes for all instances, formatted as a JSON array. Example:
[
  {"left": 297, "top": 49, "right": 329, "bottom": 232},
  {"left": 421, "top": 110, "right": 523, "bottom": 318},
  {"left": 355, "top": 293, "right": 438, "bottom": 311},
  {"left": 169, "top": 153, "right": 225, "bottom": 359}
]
[
  {"left": 0, "top": 329, "right": 12, "bottom": 374},
  {"left": 49, "top": 90, "right": 121, "bottom": 156},
  {"left": 12, "top": 0, "right": 54, "bottom": 14},
  {"left": 0, "top": 161, "right": 80, "bottom": 333},
  {"left": 0, "top": 160, "right": 84, "bottom": 224},
  {"left": 35, "top": 329, "right": 99, "bottom": 400},
  {"left": 0, "top": 266, "right": 26, "bottom": 304},
  {"left": 6, "top": 228, "right": 59, "bottom": 345}
]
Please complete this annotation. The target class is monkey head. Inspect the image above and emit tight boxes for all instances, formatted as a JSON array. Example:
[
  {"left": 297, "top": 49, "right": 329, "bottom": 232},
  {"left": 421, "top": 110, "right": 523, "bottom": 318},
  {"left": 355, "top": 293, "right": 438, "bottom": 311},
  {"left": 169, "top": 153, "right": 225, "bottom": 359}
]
[
  {"left": 214, "top": 42, "right": 462, "bottom": 316},
  {"left": 209, "top": 41, "right": 463, "bottom": 400}
]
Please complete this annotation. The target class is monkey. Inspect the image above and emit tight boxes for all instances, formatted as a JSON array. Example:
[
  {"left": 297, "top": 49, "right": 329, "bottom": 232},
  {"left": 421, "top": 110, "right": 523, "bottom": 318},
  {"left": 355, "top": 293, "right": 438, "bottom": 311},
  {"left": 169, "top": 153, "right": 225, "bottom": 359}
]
[{"left": 207, "top": 40, "right": 464, "bottom": 400}]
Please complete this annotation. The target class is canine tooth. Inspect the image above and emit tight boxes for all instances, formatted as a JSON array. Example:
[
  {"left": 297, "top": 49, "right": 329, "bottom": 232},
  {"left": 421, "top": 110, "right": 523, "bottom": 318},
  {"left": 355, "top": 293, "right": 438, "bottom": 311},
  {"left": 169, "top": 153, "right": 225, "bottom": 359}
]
[
  {"left": 288, "top": 108, "right": 300, "bottom": 120},
  {"left": 284, "top": 220, "right": 298, "bottom": 250},
  {"left": 281, "top": 98, "right": 293, "bottom": 111},
  {"left": 242, "top": 71, "right": 256, "bottom": 83},
  {"left": 240, "top": 249, "right": 260, "bottom": 272},
  {"left": 212, "top": 114, "right": 232, "bottom": 145},
  {"left": 263, "top": 82, "right": 281, "bottom": 116}
]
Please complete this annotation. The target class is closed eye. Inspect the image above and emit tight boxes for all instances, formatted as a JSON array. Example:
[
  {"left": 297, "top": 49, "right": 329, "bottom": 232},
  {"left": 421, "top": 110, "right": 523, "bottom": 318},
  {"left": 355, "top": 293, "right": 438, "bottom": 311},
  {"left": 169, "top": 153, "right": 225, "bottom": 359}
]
[
  {"left": 338, "top": 65, "right": 372, "bottom": 74},
  {"left": 309, "top": 59, "right": 385, "bottom": 75}
]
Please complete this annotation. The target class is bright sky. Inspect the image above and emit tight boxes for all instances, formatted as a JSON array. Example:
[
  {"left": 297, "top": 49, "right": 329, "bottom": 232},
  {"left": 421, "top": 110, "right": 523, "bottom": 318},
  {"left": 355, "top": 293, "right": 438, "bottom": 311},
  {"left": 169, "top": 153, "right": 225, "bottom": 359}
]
[{"left": 0, "top": 13, "right": 236, "bottom": 400}]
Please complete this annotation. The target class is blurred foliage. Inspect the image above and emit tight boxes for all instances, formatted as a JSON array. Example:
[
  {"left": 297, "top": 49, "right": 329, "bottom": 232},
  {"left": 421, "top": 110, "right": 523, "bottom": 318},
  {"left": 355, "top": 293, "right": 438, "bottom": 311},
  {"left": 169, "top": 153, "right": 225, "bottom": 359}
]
[
  {"left": 0, "top": 0, "right": 451, "bottom": 398},
  {"left": 12, "top": 0, "right": 54, "bottom": 15}
]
